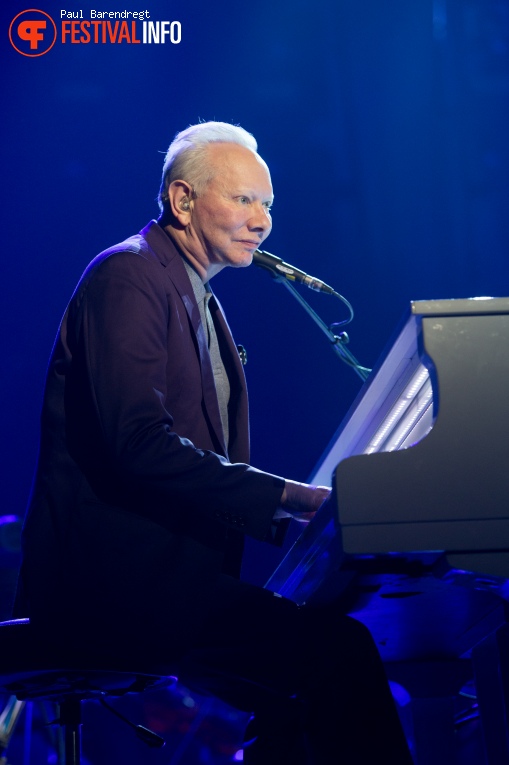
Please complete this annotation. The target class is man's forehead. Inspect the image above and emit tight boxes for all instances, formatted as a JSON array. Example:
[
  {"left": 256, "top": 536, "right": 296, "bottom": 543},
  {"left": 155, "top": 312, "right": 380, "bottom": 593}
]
[
  {"left": 205, "top": 142, "right": 272, "bottom": 192},
  {"left": 207, "top": 142, "right": 268, "bottom": 172}
]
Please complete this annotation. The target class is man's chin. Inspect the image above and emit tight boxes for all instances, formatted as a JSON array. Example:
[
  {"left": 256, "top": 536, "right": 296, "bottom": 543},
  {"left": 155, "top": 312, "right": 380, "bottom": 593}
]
[{"left": 229, "top": 251, "right": 255, "bottom": 269}]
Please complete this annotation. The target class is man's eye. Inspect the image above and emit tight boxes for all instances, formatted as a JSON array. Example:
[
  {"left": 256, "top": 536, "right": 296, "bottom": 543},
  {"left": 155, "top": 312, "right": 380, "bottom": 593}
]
[
  {"left": 263, "top": 202, "right": 273, "bottom": 212},
  {"left": 238, "top": 196, "right": 250, "bottom": 204}
]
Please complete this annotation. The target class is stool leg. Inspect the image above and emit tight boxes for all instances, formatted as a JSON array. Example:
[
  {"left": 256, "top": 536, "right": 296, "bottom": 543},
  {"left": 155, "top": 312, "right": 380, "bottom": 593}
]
[
  {"left": 0, "top": 696, "right": 26, "bottom": 757},
  {"left": 59, "top": 699, "right": 81, "bottom": 765}
]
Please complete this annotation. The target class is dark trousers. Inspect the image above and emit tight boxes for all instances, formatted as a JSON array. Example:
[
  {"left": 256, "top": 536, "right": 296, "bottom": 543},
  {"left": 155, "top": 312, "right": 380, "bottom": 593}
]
[{"left": 175, "top": 575, "right": 414, "bottom": 765}]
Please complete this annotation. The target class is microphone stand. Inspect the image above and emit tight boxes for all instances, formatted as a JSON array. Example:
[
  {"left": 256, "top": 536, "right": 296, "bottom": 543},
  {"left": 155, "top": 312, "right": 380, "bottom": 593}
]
[{"left": 278, "top": 278, "right": 371, "bottom": 382}]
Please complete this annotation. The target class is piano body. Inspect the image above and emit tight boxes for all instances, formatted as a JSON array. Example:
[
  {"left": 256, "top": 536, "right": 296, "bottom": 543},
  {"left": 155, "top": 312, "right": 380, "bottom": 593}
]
[{"left": 267, "top": 297, "right": 509, "bottom": 765}]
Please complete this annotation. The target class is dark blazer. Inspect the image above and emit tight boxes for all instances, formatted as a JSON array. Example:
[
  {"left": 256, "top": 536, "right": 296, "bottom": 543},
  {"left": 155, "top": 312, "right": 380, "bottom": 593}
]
[{"left": 17, "top": 221, "right": 285, "bottom": 653}]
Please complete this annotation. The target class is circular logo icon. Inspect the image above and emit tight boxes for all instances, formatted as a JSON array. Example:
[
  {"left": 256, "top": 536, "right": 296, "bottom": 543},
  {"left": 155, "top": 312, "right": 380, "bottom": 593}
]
[{"left": 9, "top": 9, "right": 57, "bottom": 57}]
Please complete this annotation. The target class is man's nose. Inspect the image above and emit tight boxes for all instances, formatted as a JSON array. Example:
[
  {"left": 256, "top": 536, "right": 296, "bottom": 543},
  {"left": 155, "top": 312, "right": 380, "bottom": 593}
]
[{"left": 248, "top": 204, "right": 272, "bottom": 232}]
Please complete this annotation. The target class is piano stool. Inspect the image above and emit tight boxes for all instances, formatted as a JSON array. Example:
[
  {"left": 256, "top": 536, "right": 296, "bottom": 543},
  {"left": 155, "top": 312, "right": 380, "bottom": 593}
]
[{"left": 0, "top": 618, "right": 178, "bottom": 764}]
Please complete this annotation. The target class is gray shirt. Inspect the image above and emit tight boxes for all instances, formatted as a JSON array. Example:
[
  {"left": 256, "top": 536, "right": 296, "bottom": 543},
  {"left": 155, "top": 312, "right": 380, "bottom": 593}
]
[{"left": 183, "top": 259, "right": 230, "bottom": 450}]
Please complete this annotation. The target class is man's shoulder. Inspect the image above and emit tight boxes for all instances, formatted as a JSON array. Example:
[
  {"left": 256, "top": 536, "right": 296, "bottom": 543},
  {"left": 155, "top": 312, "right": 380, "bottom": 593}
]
[
  {"left": 81, "top": 221, "right": 178, "bottom": 278},
  {"left": 99, "top": 233, "right": 147, "bottom": 259},
  {"left": 95, "top": 220, "right": 164, "bottom": 264},
  {"left": 70, "top": 221, "right": 190, "bottom": 309}
]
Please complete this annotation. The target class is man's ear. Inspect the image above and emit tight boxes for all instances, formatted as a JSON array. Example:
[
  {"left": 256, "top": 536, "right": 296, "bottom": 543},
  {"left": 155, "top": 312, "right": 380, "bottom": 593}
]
[{"left": 167, "top": 180, "right": 194, "bottom": 225}]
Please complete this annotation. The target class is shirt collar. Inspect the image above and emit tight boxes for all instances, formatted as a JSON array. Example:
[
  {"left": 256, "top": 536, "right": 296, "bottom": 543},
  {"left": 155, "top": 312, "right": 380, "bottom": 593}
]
[{"left": 182, "top": 258, "right": 211, "bottom": 303}]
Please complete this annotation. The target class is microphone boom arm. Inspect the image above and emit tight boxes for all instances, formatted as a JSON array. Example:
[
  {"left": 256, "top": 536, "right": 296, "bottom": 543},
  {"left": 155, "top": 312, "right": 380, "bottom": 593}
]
[{"left": 278, "top": 277, "right": 371, "bottom": 382}]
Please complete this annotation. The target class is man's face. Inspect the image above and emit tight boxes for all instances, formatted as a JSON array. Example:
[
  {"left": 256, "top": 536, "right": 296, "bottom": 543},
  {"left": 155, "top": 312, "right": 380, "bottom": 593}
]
[{"left": 187, "top": 143, "right": 273, "bottom": 276}]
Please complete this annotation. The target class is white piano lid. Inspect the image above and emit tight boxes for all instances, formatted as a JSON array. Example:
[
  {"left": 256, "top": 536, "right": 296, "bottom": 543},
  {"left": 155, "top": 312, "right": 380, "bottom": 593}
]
[
  {"left": 310, "top": 296, "right": 509, "bottom": 486},
  {"left": 310, "top": 309, "right": 434, "bottom": 486},
  {"left": 412, "top": 296, "right": 509, "bottom": 315}
]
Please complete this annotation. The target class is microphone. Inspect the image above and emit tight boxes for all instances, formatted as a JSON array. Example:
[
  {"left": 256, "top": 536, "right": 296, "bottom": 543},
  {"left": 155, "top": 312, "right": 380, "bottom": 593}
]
[{"left": 253, "top": 249, "right": 336, "bottom": 295}]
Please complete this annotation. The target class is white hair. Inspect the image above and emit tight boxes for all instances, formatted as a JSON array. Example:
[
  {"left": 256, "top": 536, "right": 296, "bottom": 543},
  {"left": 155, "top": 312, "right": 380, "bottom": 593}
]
[{"left": 158, "top": 121, "right": 258, "bottom": 212}]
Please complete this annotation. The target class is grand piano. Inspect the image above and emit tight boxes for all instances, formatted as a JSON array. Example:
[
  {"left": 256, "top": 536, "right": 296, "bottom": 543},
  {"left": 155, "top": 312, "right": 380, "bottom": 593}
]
[{"left": 267, "top": 297, "right": 509, "bottom": 765}]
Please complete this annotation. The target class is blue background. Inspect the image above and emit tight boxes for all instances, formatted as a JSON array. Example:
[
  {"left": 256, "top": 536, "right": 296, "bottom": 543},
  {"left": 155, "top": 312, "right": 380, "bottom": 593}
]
[
  {"left": 1, "top": 0, "right": 508, "bottom": 589},
  {"left": 1, "top": 1, "right": 508, "bottom": 762}
]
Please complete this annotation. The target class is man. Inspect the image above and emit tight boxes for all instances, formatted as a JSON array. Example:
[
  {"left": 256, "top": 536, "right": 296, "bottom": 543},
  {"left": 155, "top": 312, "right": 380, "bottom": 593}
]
[{"left": 17, "top": 122, "right": 413, "bottom": 763}]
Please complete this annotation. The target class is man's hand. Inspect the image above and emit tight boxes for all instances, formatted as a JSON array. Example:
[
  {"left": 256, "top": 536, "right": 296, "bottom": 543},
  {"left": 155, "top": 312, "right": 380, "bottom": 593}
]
[{"left": 274, "top": 480, "right": 332, "bottom": 523}]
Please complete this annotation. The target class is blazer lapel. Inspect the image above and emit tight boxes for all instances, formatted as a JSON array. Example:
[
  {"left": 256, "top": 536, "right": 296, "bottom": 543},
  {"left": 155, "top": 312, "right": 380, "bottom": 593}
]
[{"left": 142, "top": 222, "right": 229, "bottom": 457}]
